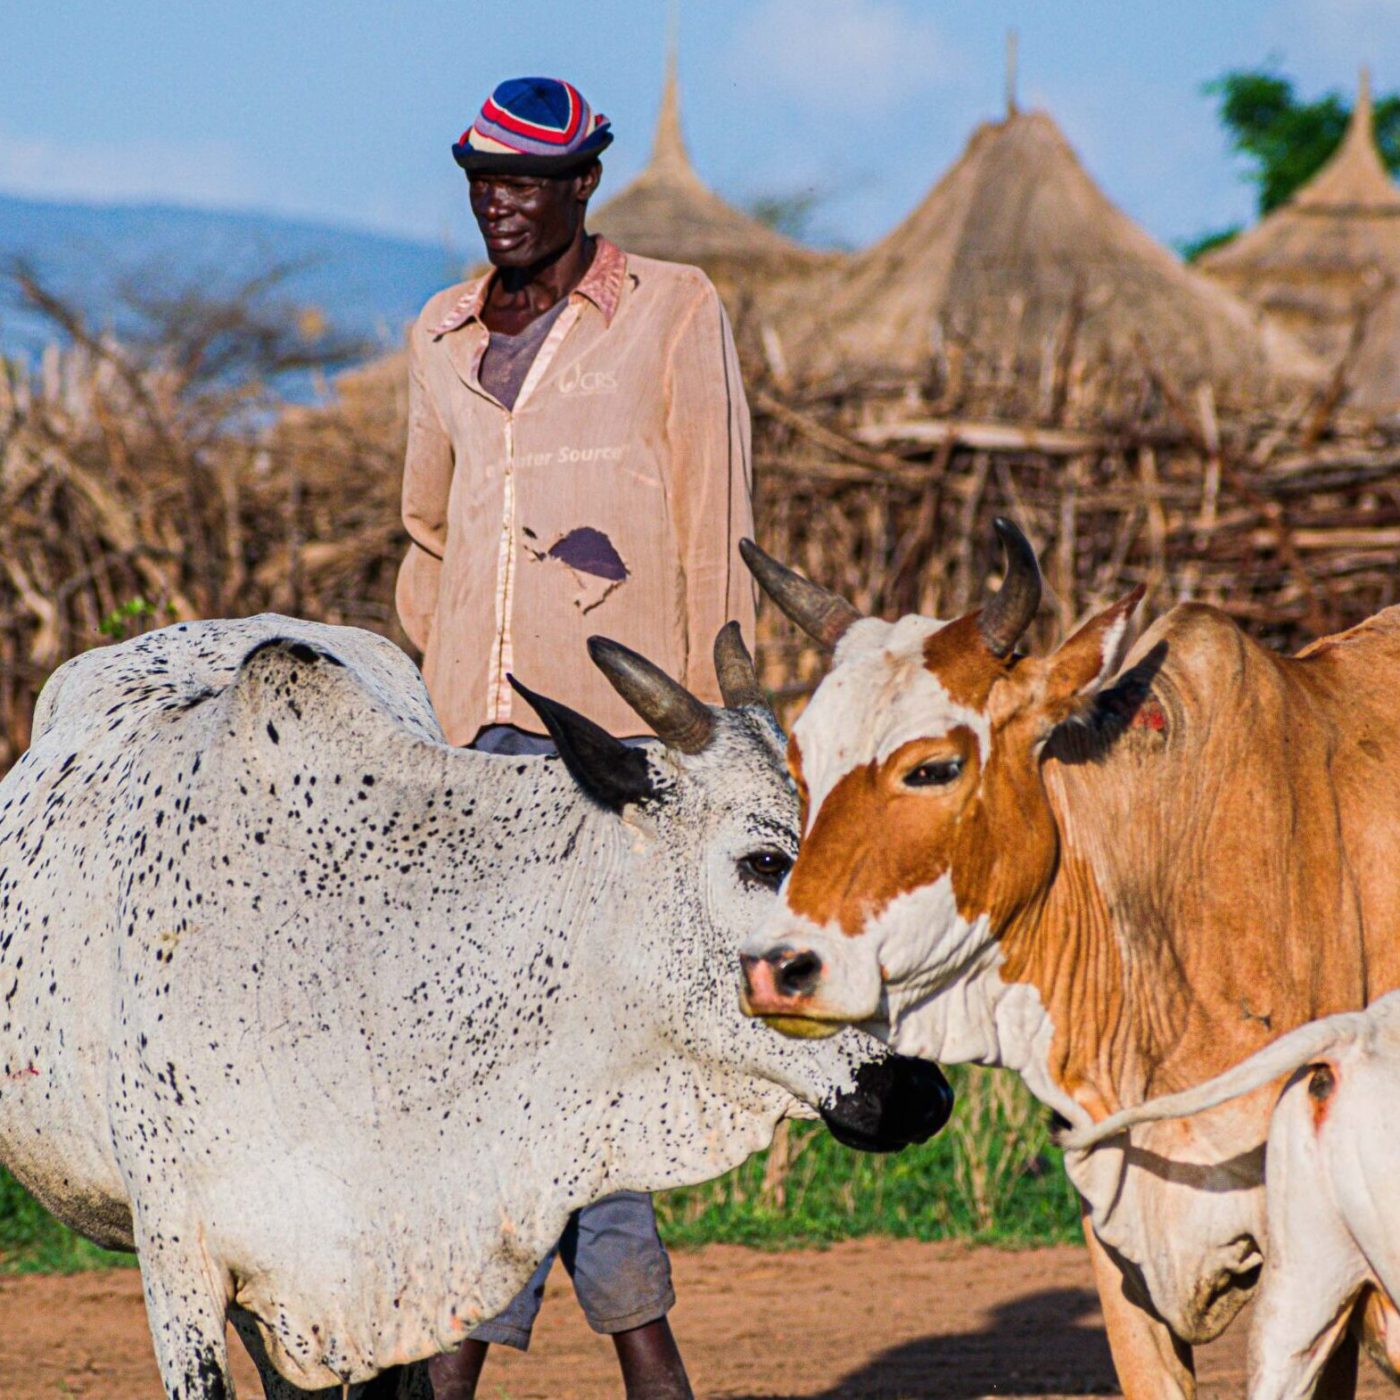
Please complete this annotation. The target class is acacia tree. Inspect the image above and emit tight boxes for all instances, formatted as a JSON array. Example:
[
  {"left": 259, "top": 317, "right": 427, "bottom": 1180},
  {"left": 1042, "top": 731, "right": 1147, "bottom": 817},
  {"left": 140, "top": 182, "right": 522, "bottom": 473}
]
[{"left": 0, "top": 263, "right": 383, "bottom": 772}]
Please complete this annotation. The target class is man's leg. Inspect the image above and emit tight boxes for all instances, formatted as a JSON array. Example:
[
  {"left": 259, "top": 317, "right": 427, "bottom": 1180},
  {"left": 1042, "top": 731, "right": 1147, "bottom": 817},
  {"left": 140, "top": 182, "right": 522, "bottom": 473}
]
[
  {"left": 611, "top": 1319, "right": 691, "bottom": 1400},
  {"left": 428, "top": 1248, "right": 555, "bottom": 1399},
  {"left": 426, "top": 1343, "right": 487, "bottom": 1400},
  {"left": 563, "top": 1190, "right": 693, "bottom": 1400}
]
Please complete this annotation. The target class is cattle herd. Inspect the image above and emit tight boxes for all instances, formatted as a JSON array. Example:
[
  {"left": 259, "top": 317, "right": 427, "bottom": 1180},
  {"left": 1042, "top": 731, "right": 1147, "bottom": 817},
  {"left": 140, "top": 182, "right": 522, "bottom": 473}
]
[{"left": 1, "top": 522, "right": 1398, "bottom": 1400}]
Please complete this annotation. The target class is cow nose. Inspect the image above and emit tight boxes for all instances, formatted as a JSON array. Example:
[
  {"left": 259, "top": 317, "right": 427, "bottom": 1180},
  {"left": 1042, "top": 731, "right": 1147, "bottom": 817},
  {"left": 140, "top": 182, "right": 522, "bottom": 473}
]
[
  {"left": 821, "top": 1056, "right": 954, "bottom": 1153},
  {"left": 740, "top": 947, "right": 823, "bottom": 1005},
  {"left": 773, "top": 948, "right": 823, "bottom": 998}
]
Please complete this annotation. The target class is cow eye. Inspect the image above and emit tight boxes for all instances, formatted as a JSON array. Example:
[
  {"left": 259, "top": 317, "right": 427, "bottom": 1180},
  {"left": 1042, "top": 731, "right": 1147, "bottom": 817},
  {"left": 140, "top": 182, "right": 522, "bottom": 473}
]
[
  {"left": 739, "top": 849, "right": 793, "bottom": 890},
  {"left": 904, "top": 758, "right": 963, "bottom": 788}
]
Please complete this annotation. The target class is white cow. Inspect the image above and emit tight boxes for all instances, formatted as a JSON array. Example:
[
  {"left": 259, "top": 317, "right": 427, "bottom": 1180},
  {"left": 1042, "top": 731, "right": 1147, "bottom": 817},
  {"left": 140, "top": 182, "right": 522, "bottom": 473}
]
[
  {"left": 1065, "top": 990, "right": 1400, "bottom": 1400},
  {"left": 0, "top": 615, "right": 948, "bottom": 1400}
]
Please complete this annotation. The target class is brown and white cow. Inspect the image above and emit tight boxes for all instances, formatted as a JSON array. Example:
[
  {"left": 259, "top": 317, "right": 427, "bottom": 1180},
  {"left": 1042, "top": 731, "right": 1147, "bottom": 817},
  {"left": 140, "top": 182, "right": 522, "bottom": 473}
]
[{"left": 737, "top": 522, "right": 1400, "bottom": 1400}]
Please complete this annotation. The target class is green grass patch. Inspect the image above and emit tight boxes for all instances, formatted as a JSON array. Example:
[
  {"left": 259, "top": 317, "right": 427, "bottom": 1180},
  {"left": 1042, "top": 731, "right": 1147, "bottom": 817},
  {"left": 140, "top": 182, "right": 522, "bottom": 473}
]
[
  {"left": 0, "top": 1067, "right": 1080, "bottom": 1272},
  {"left": 657, "top": 1065, "right": 1081, "bottom": 1249},
  {"left": 0, "top": 1167, "right": 133, "bottom": 1275}
]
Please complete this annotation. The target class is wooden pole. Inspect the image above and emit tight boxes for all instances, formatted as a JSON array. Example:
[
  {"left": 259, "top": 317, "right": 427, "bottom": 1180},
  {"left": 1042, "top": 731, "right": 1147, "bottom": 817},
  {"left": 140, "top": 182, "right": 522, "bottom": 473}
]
[{"left": 1006, "top": 29, "right": 1019, "bottom": 118}]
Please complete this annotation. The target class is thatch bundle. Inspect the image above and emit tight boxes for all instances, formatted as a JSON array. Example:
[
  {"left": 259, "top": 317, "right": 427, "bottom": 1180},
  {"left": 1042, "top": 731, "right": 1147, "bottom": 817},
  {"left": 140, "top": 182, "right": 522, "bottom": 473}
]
[
  {"left": 1347, "top": 290, "right": 1400, "bottom": 411},
  {"left": 769, "top": 107, "right": 1322, "bottom": 411},
  {"left": 1200, "top": 71, "right": 1400, "bottom": 411}
]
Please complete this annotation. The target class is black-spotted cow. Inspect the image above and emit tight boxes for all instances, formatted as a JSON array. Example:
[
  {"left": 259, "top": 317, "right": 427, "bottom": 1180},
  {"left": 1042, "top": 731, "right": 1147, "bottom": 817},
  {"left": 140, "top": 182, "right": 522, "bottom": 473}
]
[{"left": 0, "top": 615, "right": 948, "bottom": 1399}]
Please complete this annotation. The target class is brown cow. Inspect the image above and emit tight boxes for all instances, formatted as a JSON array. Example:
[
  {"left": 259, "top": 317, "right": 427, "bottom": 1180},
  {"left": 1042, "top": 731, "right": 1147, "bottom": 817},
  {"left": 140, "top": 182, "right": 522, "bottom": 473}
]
[{"left": 737, "top": 522, "right": 1400, "bottom": 1400}]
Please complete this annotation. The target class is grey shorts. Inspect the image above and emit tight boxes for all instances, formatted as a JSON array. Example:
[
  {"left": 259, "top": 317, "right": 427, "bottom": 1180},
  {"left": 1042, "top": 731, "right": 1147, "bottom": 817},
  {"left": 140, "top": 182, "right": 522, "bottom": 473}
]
[
  {"left": 470, "top": 1191, "right": 676, "bottom": 1350},
  {"left": 471, "top": 725, "right": 650, "bottom": 757},
  {"left": 470, "top": 726, "right": 561, "bottom": 756}
]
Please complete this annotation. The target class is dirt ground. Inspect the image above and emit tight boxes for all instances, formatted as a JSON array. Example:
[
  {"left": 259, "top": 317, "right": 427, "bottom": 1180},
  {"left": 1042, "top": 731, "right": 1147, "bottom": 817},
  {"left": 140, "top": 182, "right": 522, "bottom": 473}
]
[{"left": 0, "top": 1240, "right": 1392, "bottom": 1399}]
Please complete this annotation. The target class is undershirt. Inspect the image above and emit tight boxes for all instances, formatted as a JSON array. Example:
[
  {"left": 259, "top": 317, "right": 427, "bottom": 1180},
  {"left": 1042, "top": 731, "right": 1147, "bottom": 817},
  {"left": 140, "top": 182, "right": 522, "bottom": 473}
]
[{"left": 478, "top": 297, "right": 570, "bottom": 411}]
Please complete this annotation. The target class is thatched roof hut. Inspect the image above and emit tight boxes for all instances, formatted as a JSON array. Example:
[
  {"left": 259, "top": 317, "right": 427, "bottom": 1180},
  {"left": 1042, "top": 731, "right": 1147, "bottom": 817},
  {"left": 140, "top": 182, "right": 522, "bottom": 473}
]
[
  {"left": 591, "top": 53, "right": 830, "bottom": 286},
  {"left": 1200, "top": 71, "right": 1400, "bottom": 410},
  {"left": 772, "top": 106, "right": 1320, "bottom": 405}
]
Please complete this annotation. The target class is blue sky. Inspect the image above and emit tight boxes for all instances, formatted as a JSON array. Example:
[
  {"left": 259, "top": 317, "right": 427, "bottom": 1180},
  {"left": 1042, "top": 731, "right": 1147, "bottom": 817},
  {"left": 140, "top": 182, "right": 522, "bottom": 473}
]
[{"left": 3, "top": 1, "right": 1398, "bottom": 259}]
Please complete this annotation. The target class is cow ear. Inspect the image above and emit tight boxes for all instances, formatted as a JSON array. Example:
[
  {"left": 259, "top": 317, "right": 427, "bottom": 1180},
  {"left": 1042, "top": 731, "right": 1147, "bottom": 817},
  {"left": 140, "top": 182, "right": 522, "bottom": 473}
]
[
  {"left": 507, "top": 675, "right": 656, "bottom": 812},
  {"left": 1039, "top": 587, "right": 1145, "bottom": 730}
]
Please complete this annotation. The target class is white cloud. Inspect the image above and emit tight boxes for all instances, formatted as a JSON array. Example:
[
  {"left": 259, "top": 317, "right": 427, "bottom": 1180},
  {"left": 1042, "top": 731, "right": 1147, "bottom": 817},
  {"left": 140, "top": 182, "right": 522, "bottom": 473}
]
[
  {"left": 0, "top": 128, "right": 260, "bottom": 208},
  {"left": 728, "top": 0, "right": 956, "bottom": 114}
]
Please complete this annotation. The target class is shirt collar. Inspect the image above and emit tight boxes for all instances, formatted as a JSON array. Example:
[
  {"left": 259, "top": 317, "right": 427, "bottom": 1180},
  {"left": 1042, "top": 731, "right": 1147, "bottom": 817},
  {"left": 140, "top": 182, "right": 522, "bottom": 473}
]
[{"left": 430, "top": 235, "right": 626, "bottom": 337}]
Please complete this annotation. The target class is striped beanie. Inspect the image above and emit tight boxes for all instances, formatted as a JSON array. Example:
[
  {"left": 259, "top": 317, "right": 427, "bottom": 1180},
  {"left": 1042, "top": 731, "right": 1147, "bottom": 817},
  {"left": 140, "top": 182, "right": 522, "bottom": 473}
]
[{"left": 454, "top": 77, "right": 613, "bottom": 175}]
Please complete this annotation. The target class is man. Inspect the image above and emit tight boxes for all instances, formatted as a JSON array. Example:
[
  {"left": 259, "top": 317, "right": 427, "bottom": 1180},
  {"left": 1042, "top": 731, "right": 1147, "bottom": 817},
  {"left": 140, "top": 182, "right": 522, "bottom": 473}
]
[
  {"left": 398, "top": 75, "right": 754, "bottom": 748},
  {"left": 396, "top": 77, "right": 755, "bottom": 1400}
]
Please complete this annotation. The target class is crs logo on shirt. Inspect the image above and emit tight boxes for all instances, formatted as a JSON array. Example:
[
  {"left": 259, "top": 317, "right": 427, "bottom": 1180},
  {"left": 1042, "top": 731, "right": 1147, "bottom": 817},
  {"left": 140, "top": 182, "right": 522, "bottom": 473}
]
[{"left": 558, "top": 361, "right": 619, "bottom": 396}]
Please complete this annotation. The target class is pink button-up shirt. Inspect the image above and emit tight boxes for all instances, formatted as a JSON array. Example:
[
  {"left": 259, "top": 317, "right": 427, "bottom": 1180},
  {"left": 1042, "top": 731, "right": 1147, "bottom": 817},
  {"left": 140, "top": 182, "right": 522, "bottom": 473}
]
[{"left": 396, "top": 238, "right": 756, "bottom": 743}]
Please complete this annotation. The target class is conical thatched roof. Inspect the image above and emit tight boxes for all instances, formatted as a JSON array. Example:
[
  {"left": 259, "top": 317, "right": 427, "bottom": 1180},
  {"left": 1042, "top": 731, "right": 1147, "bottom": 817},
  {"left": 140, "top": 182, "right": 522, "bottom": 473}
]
[
  {"left": 1200, "top": 70, "right": 1400, "bottom": 409},
  {"left": 773, "top": 106, "right": 1320, "bottom": 401},
  {"left": 591, "top": 53, "right": 825, "bottom": 277},
  {"left": 1348, "top": 287, "right": 1400, "bottom": 407}
]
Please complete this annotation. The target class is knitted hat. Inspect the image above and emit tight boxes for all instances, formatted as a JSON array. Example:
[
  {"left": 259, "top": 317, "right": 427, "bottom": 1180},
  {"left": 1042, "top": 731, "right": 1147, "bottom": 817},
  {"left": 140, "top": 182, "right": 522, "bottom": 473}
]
[{"left": 454, "top": 77, "right": 613, "bottom": 175}]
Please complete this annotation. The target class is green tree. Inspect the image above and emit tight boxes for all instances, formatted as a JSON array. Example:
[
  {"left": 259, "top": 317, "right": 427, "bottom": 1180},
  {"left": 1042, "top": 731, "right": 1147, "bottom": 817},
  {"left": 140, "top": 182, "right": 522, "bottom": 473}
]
[
  {"left": 1176, "top": 227, "right": 1244, "bottom": 263},
  {"left": 1208, "top": 69, "right": 1400, "bottom": 215}
]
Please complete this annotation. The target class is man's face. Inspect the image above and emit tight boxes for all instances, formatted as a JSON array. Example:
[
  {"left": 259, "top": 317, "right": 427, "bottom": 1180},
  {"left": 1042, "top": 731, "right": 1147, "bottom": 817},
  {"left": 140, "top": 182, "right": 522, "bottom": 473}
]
[{"left": 469, "top": 166, "right": 598, "bottom": 268}]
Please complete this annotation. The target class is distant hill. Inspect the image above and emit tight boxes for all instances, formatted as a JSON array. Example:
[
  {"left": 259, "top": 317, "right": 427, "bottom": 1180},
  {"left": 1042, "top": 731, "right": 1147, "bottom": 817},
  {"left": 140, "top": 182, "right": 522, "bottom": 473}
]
[{"left": 0, "top": 193, "right": 469, "bottom": 371}]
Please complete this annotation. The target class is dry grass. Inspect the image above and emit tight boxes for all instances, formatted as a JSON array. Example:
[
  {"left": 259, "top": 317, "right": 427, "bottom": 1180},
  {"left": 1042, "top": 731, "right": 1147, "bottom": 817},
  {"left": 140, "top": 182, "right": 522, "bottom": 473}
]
[
  {"left": 948, "top": 1068, "right": 1050, "bottom": 1235},
  {"left": 4, "top": 263, "right": 1400, "bottom": 770},
  {"left": 747, "top": 366, "right": 1400, "bottom": 722},
  {"left": 0, "top": 267, "right": 395, "bottom": 768}
]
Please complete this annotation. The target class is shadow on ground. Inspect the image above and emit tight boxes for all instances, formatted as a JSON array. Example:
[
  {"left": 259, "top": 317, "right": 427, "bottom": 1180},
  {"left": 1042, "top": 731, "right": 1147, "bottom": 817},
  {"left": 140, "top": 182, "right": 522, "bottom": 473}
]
[{"left": 728, "top": 1285, "right": 1118, "bottom": 1400}]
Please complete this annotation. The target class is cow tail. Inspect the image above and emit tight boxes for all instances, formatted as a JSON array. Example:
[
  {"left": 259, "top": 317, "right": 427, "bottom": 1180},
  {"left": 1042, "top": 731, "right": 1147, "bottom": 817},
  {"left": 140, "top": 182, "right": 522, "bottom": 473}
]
[{"left": 1063, "top": 1011, "right": 1366, "bottom": 1151}]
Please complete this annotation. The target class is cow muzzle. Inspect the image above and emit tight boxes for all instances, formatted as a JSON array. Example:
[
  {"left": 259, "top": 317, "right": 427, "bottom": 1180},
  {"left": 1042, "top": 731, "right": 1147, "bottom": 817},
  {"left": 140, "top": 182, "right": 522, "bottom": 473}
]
[
  {"left": 821, "top": 1055, "right": 954, "bottom": 1153},
  {"left": 739, "top": 947, "right": 838, "bottom": 1038}
]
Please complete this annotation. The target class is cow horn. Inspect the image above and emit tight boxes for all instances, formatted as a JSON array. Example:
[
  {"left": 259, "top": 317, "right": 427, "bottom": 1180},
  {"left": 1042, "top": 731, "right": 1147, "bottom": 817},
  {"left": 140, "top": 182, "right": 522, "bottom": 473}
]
[
  {"left": 980, "top": 518, "right": 1042, "bottom": 658},
  {"left": 739, "top": 539, "right": 864, "bottom": 650},
  {"left": 587, "top": 637, "right": 715, "bottom": 754},
  {"left": 713, "top": 622, "right": 767, "bottom": 711}
]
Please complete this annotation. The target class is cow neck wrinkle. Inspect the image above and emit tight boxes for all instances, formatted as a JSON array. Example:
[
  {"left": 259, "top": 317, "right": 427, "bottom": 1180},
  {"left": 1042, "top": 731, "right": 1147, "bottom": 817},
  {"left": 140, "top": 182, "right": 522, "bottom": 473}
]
[
  {"left": 994, "top": 820, "right": 1153, "bottom": 1124},
  {"left": 429, "top": 742, "right": 804, "bottom": 1174},
  {"left": 978, "top": 689, "right": 1217, "bottom": 1126},
  {"left": 387, "top": 743, "right": 644, "bottom": 1091}
]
